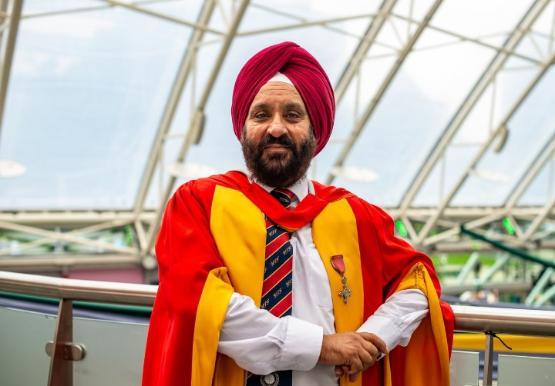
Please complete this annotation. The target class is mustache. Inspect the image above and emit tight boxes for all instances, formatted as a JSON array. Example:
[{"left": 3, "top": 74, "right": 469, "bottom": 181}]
[{"left": 260, "top": 134, "right": 294, "bottom": 149}]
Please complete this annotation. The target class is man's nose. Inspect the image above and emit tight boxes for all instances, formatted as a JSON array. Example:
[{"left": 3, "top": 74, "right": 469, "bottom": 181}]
[{"left": 267, "top": 114, "right": 287, "bottom": 137}]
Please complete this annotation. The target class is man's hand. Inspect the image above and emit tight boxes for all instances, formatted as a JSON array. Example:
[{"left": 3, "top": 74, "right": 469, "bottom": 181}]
[
  {"left": 333, "top": 332, "right": 387, "bottom": 381},
  {"left": 319, "top": 332, "right": 385, "bottom": 381}
]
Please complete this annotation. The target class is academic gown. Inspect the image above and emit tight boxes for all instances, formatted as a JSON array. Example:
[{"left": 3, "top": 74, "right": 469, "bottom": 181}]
[{"left": 142, "top": 171, "right": 454, "bottom": 386}]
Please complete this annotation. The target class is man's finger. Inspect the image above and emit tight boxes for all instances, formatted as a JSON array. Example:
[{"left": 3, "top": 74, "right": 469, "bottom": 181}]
[
  {"left": 360, "top": 338, "right": 379, "bottom": 359},
  {"left": 360, "top": 332, "right": 387, "bottom": 355},
  {"left": 356, "top": 345, "right": 375, "bottom": 369},
  {"left": 348, "top": 355, "right": 364, "bottom": 374},
  {"left": 335, "top": 366, "right": 344, "bottom": 377}
]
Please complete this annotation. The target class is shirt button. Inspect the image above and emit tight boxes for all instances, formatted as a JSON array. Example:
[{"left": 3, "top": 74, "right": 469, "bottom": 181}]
[{"left": 260, "top": 372, "right": 279, "bottom": 385}]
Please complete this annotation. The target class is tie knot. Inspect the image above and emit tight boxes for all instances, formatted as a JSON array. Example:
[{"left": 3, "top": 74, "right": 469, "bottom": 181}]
[{"left": 271, "top": 188, "right": 297, "bottom": 208}]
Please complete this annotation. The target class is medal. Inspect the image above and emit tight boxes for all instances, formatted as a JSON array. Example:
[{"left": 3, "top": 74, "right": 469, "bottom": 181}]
[{"left": 330, "top": 255, "right": 352, "bottom": 304}]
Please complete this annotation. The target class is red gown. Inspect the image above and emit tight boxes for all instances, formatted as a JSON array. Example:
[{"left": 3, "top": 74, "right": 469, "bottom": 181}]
[{"left": 142, "top": 171, "right": 454, "bottom": 386}]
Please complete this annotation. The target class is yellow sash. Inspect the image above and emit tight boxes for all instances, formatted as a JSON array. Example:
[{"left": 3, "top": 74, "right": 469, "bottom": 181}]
[{"left": 190, "top": 186, "right": 449, "bottom": 386}]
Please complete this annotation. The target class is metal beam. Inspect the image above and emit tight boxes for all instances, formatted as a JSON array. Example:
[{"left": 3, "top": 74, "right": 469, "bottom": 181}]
[
  {"left": 0, "top": 211, "right": 154, "bottom": 225},
  {"left": 508, "top": 214, "right": 525, "bottom": 238},
  {"left": 0, "top": 210, "right": 543, "bottom": 243},
  {"left": 134, "top": 220, "right": 147, "bottom": 253},
  {"left": 477, "top": 253, "right": 511, "bottom": 285},
  {"left": 0, "top": 219, "right": 133, "bottom": 255},
  {"left": 387, "top": 206, "right": 555, "bottom": 219},
  {"left": 245, "top": 2, "right": 366, "bottom": 40},
  {"left": 145, "top": 0, "right": 250, "bottom": 255},
  {"left": 102, "top": 0, "right": 223, "bottom": 34},
  {"left": 0, "top": 0, "right": 22, "bottom": 138},
  {"left": 535, "top": 284, "right": 555, "bottom": 306},
  {"left": 455, "top": 251, "right": 480, "bottom": 284},
  {"left": 22, "top": 0, "right": 182, "bottom": 19},
  {"left": 391, "top": 13, "right": 543, "bottom": 65},
  {"left": 0, "top": 221, "right": 136, "bottom": 255},
  {"left": 401, "top": 215, "right": 418, "bottom": 242},
  {"left": 237, "top": 13, "right": 375, "bottom": 38},
  {"left": 421, "top": 211, "right": 554, "bottom": 248},
  {"left": 0, "top": 0, "right": 9, "bottom": 70},
  {"left": 525, "top": 267, "right": 554, "bottom": 305},
  {"left": 0, "top": 0, "right": 8, "bottom": 31},
  {"left": 424, "top": 211, "right": 544, "bottom": 246},
  {"left": 133, "top": 0, "right": 217, "bottom": 218},
  {"left": 0, "top": 254, "right": 140, "bottom": 271},
  {"left": 415, "top": 49, "right": 555, "bottom": 243},
  {"left": 325, "top": 0, "right": 443, "bottom": 185},
  {"left": 504, "top": 132, "right": 555, "bottom": 211},
  {"left": 442, "top": 281, "right": 531, "bottom": 296},
  {"left": 422, "top": 212, "right": 502, "bottom": 246},
  {"left": 432, "top": 239, "right": 555, "bottom": 253},
  {"left": 397, "top": 0, "right": 552, "bottom": 217},
  {"left": 461, "top": 226, "right": 555, "bottom": 270},
  {"left": 521, "top": 197, "right": 555, "bottom": 241},
  {"left": 47, "top": 299, "right": 74, "bottom": 386},
  {"left": 333, "top": 0, "right": 398, "bottom": 105},
  {"left": 0, "top": 207, "right": 552, "bottom": 231},
  {"left": 420, "top": 211, "right": 555, "bottom": 249}
]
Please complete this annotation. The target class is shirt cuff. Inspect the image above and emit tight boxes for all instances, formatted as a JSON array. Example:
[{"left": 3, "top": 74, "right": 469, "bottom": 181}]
[
  {"left": 280, "top": 316, "right": 323, "bottom": 371},
  {"left": 357, "top": 314, "right": 401, "bottom": 353}
]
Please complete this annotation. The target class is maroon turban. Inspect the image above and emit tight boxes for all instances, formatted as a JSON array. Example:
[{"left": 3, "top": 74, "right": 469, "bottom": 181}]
[{"left": 231, "top": 41, "right": 335, "bottom": 155}]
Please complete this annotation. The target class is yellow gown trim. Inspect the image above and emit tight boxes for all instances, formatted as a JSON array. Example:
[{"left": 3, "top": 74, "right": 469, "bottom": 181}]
[
  {"left": 195, "top": 186, "right": 449, "bottom": 386},
  {"left": 191, "top": 267, "right": 234, "bottom": 386},
  {"left": 383, "top": 262, "right": 451, "bottom": 386},
  {"left": 312, "top": 198, "right": 365, "bottom": 386},
  {"left": 210, "top": 186, "right": 267, "bottom": 386}
]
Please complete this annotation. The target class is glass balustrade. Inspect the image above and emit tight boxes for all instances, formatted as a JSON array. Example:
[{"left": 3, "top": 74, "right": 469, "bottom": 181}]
[{"left": 1, "top": 271, "right": 554, "bottom": 386}]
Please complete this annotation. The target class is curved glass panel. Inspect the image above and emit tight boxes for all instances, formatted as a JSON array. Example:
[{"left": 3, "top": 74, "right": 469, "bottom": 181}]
[{"left": 0, "top": 2, "right": 197, "bottom": 209}]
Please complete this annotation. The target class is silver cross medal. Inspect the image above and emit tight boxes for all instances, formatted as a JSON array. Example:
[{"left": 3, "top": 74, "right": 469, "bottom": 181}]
[{"left": 330, "top": 255, "right": 352, "bottom": 304}]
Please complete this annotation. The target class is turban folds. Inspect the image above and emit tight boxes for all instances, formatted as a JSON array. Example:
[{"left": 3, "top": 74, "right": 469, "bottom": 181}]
[{"left": 231, "top": 41, "right": 335, "bottom": 155}]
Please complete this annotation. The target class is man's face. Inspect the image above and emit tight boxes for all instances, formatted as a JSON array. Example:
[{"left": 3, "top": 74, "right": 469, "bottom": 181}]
[{"left": 241, "top": 81, "right": 315, "bottom": 188}]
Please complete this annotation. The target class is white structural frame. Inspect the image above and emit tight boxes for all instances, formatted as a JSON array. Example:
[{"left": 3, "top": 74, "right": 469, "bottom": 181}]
[
  {"left": 398, "top": 0, "right": 552, "bottom": 217},
  {"left": 0, "top": 0, "right": 553, "bottom": 271},
  {"left": 325, "top": 0, "right": 444, "bottom": 185},
  {"left": 416, "top": 49, "right": 555, "bottom": 245},
  {"left": 0, "top": 0, "right": 22, "bottom": 137}
]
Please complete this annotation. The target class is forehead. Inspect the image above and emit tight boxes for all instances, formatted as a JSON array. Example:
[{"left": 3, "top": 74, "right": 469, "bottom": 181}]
[{"left": 249, "top": 81, "right": 305, "bottom": 108}]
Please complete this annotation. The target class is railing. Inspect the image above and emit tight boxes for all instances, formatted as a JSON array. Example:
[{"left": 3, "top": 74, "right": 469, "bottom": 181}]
[
  {"left": 0, "top": 270, "right": 156, "bottom": 305},
  {"left": 1, "top": 270, "right": 554, "bottom": 386}
]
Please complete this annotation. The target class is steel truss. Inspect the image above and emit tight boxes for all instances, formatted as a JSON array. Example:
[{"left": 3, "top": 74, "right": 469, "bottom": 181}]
[
  {"left": 0, "top": 0, "right": 553, "bottom": 279},
  {"left": 0, "top": 0, "right": 22, "bottom": 138},
  {"left": 326, "top": 0, "right": 444, "bottom": 185},
  {"left": 142, "top": 0, "right": 250, "bottom": 255},
  {"left": 396, "top": 0, "right": 554, "bottom": 243}
]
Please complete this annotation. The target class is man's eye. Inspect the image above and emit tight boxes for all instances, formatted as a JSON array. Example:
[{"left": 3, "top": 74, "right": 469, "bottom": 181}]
[
  {"left": 254, "top": 112, "right": 268, "bottom": 119},
  {"left": 286, "top": 111, "right": 301, "bottom": 119}
]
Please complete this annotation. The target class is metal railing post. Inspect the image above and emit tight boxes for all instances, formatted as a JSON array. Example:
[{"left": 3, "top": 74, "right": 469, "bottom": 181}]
[
  {"left": 48, "top": 298, "right": 74, "bottom": 386},
  {"left": 483, "top": 332, "right": 495, "bottom": 386}
]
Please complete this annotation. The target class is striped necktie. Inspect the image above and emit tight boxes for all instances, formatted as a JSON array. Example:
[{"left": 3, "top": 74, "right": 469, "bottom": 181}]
[{"left": 246, "top": 188, "right": 296, "bottom": 386}]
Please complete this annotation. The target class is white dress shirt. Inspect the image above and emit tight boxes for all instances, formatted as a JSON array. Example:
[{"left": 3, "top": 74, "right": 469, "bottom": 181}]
[{"left": 218, "top": 176, "right": 429, "bottom": 385}]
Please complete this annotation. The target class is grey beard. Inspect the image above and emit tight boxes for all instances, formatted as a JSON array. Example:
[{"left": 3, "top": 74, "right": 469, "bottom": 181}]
[{"left": 241, "top": 131, "right": 315, "bottom": 188}]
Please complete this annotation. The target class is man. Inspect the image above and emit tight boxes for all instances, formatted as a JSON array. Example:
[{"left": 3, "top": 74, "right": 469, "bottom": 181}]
[{"left": 142, "top": 41, "right": 453, "bottom": 386}]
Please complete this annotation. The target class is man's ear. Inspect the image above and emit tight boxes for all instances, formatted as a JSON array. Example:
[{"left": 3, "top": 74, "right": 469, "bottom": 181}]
[{"left": 240, "top": 124, "right": 248, "bottom": 141}]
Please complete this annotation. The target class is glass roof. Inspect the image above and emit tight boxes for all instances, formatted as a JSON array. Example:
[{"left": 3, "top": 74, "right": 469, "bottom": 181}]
[
  {"left": 0, "top": 0, "right": 197, "bottom": 209},
  {"left": 0, "top": 0, "right": 554, "bottom": 217}
]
